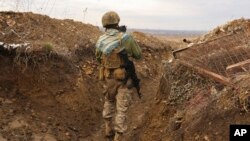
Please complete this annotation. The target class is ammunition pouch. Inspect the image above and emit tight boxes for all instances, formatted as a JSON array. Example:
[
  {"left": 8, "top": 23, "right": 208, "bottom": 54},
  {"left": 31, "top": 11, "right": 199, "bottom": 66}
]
[
  {"left": 102, "top": 48, "right": 124, "bottom": 69},
  {"left": 102, "top": 68, "right": 126, "bottom": 80},
  {"left": 99, "top": 47, "right": 126, "bottom": 81},
  {"left": 98, "top": 66, "right": 105, "bottom": 81},
  {"left": 113, "top": 68, "right": 126, "bottom": 80}
]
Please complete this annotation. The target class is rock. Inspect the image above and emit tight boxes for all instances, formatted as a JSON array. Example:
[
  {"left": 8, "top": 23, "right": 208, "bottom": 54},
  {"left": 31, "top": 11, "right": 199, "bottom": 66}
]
[
  {"left": 3, "top": 99, "right": 13, "bottom": 104},
  {"left": 9, "top": 118, "right": 27, "bottom": 129},
  {"left": 56, "top": 90, "right": 65, "bottom": 95},
  {"left": 194, "top": 135, "right": 200, "bottom": 140},
  {"left": 204, "top": 135, "right": 210, "bottom": 141},
  {"left": 6, "top": 19, "right": 16, "bottom": 27},
  {"left": 187, "top": 43, "right": 194, "bottom": 47},
  {"left": 210, "top": 86, "right": 218, "bottom": 96},
  {"left": 85, "top": 69, "right": 94, "bottom": 75}
]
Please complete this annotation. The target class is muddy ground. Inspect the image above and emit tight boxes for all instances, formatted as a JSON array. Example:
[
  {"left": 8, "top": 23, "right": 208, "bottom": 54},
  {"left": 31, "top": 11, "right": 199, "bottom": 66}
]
[{"left": 0, "top": 12, "right": 250, "bottom": 141}]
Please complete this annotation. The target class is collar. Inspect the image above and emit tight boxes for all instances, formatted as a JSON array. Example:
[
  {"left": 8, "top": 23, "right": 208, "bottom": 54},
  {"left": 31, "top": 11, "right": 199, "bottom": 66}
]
[{"left": 105, "top": 29, "right": 120, "bottom": 36}]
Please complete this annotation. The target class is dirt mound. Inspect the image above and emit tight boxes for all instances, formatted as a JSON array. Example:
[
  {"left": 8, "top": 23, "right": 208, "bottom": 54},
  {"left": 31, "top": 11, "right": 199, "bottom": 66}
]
[
  {"left": 175, "top": 18, "right": 250, "bottom": 85},
  {"left": 0, "top": 11, "right": 101, "bottom": 57},
  {"left": 139, "top": 62, "right": 250, "bottom": 141},
  {"left": 138, "top": 63, "right": 216, "bottom": 140},
  {"left": 0, "top": 12, "right": 104, "bottom": 141},
  {"left": 139, "top": 19, "right": 250, "bottom": 141},
  {"left": 197, "top": 18, "right": 250, "bottom": 43},
  {"left": 0, "top": 55, "right": 103, "bottom": 140}
]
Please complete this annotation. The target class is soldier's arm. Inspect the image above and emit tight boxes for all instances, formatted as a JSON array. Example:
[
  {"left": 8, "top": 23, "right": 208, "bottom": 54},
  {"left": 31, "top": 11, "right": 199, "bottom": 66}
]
[
  {"left": 124, "top": 35, "right": 142, "bottom": 59},
  {"left": 95, "top": 39, "right": 102, "bottom": 63}
]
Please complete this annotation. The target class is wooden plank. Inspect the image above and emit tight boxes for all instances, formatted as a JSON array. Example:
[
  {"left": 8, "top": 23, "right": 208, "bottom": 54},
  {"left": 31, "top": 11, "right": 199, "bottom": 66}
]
[
  {"left": 179, "top": 60, "right": 231, "bottom": 85},
  {"left": 226, "top": 59, "right": 250, "bottom": 75},
  {"left": 226, "top": 59, "right": 250, "bottom": 70},
  {"left": 173, "top": 46, "right": 192, "bottom": 54}
]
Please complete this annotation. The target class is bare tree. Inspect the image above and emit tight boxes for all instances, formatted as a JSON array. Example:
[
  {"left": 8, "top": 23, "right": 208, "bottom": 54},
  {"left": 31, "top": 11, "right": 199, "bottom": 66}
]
[{"left": 83, "top": 8, "right": 88, "bottom": 22}]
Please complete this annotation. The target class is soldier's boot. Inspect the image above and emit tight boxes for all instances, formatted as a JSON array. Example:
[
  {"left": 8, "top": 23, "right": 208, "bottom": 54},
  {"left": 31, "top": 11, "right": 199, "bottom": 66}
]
[
  {"left": 114, "top": 132, "right": 123, "bottom": 141},
  {"left": 104, "top": 119, "right": 114, "bottom": 138}
]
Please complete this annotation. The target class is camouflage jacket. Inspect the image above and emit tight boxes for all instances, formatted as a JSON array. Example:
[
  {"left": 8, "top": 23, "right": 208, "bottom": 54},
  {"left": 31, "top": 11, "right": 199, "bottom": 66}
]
[{"left": 95, "top": 29, "right": 141, "bottom": 63}]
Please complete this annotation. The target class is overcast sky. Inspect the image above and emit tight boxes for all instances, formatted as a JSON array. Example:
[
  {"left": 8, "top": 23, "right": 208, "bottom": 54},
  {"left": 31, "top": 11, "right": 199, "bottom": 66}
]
[{"left": 1, "top": 0, "right": 250, "bottom": 31}]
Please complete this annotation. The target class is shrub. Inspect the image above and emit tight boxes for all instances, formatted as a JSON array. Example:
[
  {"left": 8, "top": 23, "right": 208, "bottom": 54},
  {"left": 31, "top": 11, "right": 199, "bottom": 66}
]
[{"left": 43, "top": 42, "right": 54, "bottom": 53}]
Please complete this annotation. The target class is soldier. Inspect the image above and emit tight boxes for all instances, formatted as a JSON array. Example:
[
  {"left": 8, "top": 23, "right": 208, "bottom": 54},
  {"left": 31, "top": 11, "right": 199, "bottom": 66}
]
[{"left": 95, "top": 11, "right": 142, "bottom": 141}]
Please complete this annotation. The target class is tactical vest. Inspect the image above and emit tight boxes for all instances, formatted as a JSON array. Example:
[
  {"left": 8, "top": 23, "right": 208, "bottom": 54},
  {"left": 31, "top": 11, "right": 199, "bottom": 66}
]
[
  {"left": 101, "top": 48, "right": 124, "bottom": 69},
  {"left": 99, "top": 33, "right": 126, "bottom": 80}
]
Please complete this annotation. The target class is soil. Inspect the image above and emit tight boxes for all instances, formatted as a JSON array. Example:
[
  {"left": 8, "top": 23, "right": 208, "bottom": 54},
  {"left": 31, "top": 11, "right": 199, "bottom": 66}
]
[
  {"left": 1, "top": 12, "right": 250, "bottom": 141},
  {"left": 0, "top": 12, "right": 169, "bottom": 141},
  {"left": 137, "top": 18, "right": 250, "bottom": 141},
  {"left": 0, "top": 51, "right": 104, "bottom": 141}
]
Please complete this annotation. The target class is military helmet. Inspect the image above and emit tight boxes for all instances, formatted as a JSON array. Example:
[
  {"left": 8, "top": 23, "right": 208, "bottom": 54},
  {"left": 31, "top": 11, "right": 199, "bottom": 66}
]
[{"left": 102, "top": 11, "right": 120, "bottom": 27}]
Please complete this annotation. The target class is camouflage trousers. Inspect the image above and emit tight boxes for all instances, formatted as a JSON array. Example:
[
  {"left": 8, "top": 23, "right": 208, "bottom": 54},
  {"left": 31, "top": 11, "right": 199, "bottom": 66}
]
[{"left": 103, "top": 87, "right": 132, "bottom": 133}]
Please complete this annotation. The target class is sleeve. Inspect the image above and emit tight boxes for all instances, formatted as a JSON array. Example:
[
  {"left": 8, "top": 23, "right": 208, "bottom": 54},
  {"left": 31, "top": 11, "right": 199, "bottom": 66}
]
[
  {"left": 123, "top": 35, "right": 142, "bottom": 59},
  {"left": 95, "top": 39, "right": 102, "bottom": 63}
]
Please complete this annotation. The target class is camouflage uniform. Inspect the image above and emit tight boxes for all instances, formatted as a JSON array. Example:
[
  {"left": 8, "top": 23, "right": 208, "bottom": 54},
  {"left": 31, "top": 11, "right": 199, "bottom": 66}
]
[
  {"left": 95, "top": 29, "right": 141, "bottom": 61},
  {"left": 96, "top": 28, "right": 141, "bottom": 135}
]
